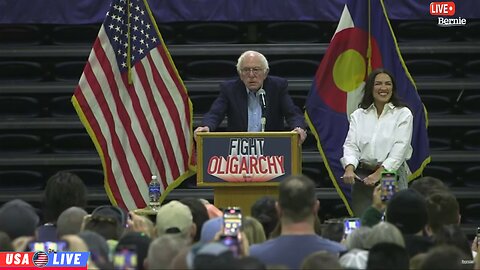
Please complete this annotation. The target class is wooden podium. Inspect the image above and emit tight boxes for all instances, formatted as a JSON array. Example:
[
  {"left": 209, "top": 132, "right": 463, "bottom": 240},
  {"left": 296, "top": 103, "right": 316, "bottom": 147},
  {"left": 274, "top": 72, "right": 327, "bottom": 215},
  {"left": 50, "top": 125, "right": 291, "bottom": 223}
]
[{"left": 196, "top": 132, "right": 302, "bottom": 216}]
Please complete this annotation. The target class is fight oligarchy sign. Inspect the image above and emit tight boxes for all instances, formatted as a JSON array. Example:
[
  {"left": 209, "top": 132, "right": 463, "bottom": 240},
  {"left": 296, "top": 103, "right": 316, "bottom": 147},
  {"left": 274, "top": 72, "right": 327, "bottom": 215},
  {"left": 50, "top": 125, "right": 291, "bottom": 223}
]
[{"left": 198, "top": 133, "right": 298, "bottom": 184}]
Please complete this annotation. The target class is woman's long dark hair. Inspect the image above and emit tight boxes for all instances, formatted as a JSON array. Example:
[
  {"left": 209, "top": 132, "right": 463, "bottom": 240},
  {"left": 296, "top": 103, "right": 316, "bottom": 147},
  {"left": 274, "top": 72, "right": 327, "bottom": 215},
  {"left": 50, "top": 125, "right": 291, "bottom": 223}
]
[{"left": 359, "top": 68, "right": 406, "bottom": 109}]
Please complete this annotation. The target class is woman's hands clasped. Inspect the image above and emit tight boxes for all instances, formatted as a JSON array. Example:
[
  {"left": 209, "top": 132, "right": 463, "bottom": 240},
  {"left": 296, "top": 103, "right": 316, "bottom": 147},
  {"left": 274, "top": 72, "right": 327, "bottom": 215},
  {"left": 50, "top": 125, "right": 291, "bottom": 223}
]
[
  {"left": 342, "top": 165, "right": 383, "bottom": 186},
  {"left": 363, "top": 169, "right": 382, "bottom": 186}
]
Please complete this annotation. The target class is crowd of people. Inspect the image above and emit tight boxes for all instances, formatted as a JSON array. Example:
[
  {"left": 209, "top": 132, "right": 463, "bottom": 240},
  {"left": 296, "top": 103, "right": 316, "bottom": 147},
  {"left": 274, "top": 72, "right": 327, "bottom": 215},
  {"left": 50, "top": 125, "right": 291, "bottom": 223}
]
[{"left": 0, "top": 172, "right": 479, "bottom": 269}]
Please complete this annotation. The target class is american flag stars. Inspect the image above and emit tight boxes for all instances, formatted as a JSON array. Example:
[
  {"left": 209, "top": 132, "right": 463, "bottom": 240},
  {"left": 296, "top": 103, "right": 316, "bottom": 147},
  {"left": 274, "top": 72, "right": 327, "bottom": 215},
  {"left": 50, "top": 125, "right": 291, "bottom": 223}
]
[{"left": 105, "top": 0, "right": 159, "bottom": 71}]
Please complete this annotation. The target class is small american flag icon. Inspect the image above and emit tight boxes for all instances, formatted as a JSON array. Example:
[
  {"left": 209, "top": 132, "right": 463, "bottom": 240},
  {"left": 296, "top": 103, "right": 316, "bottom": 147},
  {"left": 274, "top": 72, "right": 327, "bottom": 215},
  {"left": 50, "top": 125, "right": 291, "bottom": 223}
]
[{"left": 32, "top": 251, "right": 49, "bottom": 267}]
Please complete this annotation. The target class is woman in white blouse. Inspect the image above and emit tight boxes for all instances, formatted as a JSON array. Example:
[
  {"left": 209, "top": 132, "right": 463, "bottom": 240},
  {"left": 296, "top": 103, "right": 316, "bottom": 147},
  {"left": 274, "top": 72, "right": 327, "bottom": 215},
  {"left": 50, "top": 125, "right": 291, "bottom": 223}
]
[{"left": 341, "top": 68, "right": 413, "bottom": 216}]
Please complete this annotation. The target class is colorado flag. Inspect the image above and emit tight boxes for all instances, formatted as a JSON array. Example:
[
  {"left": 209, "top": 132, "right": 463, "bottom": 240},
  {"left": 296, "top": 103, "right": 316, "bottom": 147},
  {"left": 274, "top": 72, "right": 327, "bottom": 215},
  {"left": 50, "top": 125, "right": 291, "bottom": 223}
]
[{"left": 305, "top": 0, "right": 430, "bottom": 215}]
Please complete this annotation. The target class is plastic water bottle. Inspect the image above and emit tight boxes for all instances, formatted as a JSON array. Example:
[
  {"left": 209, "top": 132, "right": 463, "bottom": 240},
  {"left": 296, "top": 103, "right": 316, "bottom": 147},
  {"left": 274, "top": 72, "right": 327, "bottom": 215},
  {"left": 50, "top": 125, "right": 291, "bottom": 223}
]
[{"left": 148, "top": 175, "right": 161, "bottom": 210}]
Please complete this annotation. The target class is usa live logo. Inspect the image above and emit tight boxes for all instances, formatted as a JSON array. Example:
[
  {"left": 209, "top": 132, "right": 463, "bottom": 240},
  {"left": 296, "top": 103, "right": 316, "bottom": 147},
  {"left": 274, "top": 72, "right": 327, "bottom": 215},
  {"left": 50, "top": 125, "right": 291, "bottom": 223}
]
[
  {"left": 430, "top": 2, "right": 467, "bottom": 27},
  {"left": 0, "top": 252, "right": 89, "bottom": 269}
]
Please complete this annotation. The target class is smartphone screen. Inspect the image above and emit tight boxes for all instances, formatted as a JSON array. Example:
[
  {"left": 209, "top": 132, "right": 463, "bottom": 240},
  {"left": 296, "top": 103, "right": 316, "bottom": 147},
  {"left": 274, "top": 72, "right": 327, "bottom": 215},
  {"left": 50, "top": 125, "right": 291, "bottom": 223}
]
[
  {"left": 113, "top": 246, "right": 137, "bottom": 270},
  {"left": 381, "top": 172, "right": 397, "bottom": 201},
  {"left": 27, "top": 241, "right": 68, "bottom": 253},
  {"left": 223, "top": 207, "right": 242, "bottom": 236},
  {"left": 343, "top": 218, "right": 361, "bottom": 235}
]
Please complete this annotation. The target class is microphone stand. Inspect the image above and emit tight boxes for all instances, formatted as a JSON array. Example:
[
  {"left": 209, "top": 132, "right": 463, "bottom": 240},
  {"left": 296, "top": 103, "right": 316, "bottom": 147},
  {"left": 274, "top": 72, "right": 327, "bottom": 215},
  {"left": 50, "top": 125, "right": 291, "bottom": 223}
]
[
  {"left": 258, "top": 88, "right": 267, "bottom": 132},
  {"left": 261, "top": 112, "right": 266, "bottom": 132}
]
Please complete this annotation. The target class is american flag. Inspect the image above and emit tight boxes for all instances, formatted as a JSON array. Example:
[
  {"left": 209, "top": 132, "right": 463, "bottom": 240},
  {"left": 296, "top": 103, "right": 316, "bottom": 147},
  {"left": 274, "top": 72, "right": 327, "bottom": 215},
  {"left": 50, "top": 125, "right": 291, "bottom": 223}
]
[
  {"left": 72, "top": 0, "right": 195, "bottom": 210},
  {"left": 32, "top": 251, "right": 49, "bottom": 267}
]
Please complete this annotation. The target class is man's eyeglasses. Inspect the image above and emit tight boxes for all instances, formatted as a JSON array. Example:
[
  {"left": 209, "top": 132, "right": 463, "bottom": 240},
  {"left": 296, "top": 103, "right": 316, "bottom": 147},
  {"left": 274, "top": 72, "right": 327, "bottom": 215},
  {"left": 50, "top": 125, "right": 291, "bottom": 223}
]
[{"left": 241, "top": 67, "right": 264, "bottom": 75}]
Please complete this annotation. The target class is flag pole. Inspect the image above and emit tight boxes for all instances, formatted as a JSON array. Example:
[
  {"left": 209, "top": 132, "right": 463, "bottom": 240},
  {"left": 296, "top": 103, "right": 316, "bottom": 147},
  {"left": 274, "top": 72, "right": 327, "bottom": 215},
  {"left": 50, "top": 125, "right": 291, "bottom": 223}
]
[
  {"left": 127, "top": 0, "right": 132, "bottom": 84},
  {"left": 367, "top": 0, "right": 372, "bottom": 74}
]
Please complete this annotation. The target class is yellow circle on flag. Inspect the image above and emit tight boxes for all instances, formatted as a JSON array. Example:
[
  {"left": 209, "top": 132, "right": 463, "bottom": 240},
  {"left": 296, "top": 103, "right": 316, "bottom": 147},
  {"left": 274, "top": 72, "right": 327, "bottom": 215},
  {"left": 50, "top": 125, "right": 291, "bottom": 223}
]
[{"left": 332, "top": 49, "right": 366, "bottom": 92}]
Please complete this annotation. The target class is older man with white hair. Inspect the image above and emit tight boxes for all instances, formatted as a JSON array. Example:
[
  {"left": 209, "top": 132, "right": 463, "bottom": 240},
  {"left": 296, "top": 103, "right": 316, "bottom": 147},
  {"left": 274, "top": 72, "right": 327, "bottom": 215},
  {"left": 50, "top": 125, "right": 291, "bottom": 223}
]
[{"left": 194, "top": 50, "right": 307, "bottom": 143}]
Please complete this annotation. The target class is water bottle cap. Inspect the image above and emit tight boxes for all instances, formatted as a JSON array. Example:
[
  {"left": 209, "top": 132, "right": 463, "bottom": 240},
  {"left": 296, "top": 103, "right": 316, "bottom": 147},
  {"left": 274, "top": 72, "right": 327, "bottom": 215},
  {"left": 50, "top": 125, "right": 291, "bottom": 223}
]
[{"left": 152, "top": 175, "right": 157, "bottom": 180}]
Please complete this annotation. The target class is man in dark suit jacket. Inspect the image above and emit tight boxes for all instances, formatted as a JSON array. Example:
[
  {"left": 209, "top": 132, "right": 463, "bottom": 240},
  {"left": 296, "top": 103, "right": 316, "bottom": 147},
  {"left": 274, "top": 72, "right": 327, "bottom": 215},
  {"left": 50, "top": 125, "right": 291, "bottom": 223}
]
[{"left": 195, "top": 50, "right": 307, "bottom": 143}]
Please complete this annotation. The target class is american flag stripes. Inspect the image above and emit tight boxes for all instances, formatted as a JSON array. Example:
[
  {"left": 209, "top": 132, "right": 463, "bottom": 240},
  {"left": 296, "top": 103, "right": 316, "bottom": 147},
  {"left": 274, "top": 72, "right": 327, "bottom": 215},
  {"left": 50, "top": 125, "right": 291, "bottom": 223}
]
[{"left": 72, "top": 0, "right": 195, "bottom": 210}]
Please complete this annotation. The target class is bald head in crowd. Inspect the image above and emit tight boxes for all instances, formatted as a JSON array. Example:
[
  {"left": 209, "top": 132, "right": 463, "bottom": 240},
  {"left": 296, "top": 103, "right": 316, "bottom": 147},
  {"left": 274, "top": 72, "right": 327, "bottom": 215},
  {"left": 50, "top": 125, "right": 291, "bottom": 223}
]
[{"left": 57, "top": 206, "right": 88, "bottom": 237}]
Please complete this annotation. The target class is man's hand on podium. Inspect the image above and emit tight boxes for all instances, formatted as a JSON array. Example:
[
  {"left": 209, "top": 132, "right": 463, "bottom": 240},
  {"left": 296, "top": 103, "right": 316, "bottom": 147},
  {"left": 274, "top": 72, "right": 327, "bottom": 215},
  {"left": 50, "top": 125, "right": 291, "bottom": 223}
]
[
  {"left": 194, "top": 126, "right": 210, "bottom": 141},
  {"left": 195, "top": 125, "right": 306, "bottom": 144},
  {"left": 292, "top": 127, "right": 307, "bottom": 145}
]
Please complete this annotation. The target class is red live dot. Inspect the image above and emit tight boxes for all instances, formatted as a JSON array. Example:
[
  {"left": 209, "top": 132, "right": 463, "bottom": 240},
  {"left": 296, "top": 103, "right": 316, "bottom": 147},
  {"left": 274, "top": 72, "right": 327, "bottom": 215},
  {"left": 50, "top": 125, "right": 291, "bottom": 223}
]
[{"left": 430, "top": 2, "right": 456, "bottom": 16}]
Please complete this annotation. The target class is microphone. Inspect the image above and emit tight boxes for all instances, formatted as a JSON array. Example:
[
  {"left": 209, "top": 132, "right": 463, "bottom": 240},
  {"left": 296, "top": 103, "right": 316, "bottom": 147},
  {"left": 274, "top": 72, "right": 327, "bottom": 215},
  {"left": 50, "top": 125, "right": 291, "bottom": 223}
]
[
  {"left": 257, "top": 89, "right": 267, "bottom": 132},
  {"left": 257, "top": 89, "right": 267, "bottom": 112}
]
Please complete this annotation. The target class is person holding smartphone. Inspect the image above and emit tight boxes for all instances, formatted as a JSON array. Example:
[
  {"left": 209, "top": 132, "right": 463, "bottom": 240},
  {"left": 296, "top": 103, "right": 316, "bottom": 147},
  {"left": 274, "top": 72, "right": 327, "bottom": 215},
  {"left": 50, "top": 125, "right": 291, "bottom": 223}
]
[
  {"left": 341, "top": 68, "right": 413, "bottom": 216},
  {"left": 219, "top": 207, "right": 243, "bottom": 257}
]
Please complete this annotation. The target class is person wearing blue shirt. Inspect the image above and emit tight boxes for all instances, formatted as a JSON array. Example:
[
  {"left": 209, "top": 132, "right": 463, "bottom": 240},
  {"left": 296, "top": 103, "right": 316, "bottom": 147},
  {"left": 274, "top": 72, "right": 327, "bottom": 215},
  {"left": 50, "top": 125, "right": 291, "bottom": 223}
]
[{"left": 249, "top": 175, "right": 346, "bottom": 269}]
